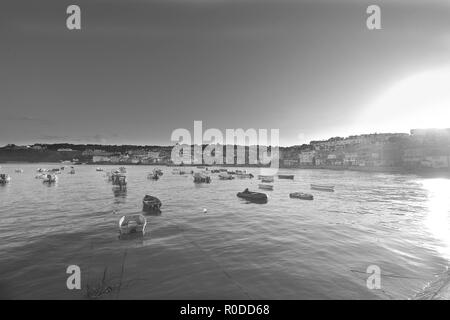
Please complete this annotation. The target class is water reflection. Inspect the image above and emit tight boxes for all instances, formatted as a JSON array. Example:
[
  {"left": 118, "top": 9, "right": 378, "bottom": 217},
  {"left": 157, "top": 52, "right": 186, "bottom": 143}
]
[
  {"left": 423, "top": 178, "right": 450, "bottom": 259},
  {"left": 112, "top": 187, "right": 127, "bottom": 203}
]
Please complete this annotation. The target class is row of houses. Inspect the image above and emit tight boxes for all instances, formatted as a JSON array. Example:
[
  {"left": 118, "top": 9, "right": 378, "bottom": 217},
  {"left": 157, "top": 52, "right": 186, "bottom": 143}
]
[
  {"left": 87, "top": 149, "right": 168, "bottom": 164},
  {"left": 281, "top": 129, "right": 450, "bottom": 169}
]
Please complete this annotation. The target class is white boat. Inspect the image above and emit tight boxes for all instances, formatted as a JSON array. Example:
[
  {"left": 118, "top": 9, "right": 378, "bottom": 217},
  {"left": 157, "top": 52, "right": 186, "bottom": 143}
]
[
  {"left": 258, "top": 184, "right": 273, "bottom": 190},
  {"left": 310, "top": 184, "right": 334, "bottom": 192},
  {"left": 96, "top": 168, "right": 103, "bottom": 172},
  {"left": 68, "top": 167, "right": 75, "bottom": 174},
  {"left": 43, "top": 174, "right": 58, "bottom": 183},
  {"left": 261, "top": 177, "right": 274, "bottom": 183},
  {"left": 119, "top": 214, "right": 147, "bottom": 236}
]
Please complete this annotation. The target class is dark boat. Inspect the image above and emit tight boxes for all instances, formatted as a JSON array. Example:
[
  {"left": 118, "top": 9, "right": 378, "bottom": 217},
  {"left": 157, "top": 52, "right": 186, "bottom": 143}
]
[
  {"left": 193, "top": 173, "right": 211, "bottom": 183},
  {"left": 278, "top": 174, "right": 294, "bottom": 180},
  {"left": 289, "top": 192, "right": 314, "bottom": 200},
  {"left": 147, "top": 173, "right": 159, "bottom": 180},
  {"left": 142, "top": 195, "right": 162, "bottom": 213},
  {"left": 237, "top": 189, "right": 268, "bottom": 204}
]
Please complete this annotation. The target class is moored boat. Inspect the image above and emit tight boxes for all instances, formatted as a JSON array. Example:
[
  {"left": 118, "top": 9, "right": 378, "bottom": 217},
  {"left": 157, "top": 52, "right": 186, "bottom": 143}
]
[
  {"left": 43, "top": 174, "right": 58, "bottom": 184},
  {"left": 236, "top": 173, "right": 254, "bottom": 179},
  {"left": 112, "top": 173, "right": 127, "bottom": 188},
  {"left": 278, "top": 174, "right": 294, "bottom": 180},
  {"left": 147, "top": 172, "right": 159, "bottom": 180},
  {"left": 142, "top": 195, "right": 162, "bottom": 213},
  {"left": 218, "top": 173, "right": 234, "bottom": 180},
  {"left": 119, "top": 214, "right": 147, "bottom": 236},
  {"left": 15, "top": 169, "right": 24, "bottom": 173},
  {"left": 0, "top": 173, "right": 11, "bottom": 184},
  {"left": 261, "top": 177, "right": 274, "bottom": 183},
  {"left": 290, "top": 192, "right": 314, "bottom": 200},
  {"left": 193, "top": 172, "right": 211, "bottom": 183},
  {"left": 153, "top": 168, "right": 163, "bottom": 176},
  {"left": 258, "top": 184, "right": 273, "bottom": 191},
  {"left": 96, "top": 168, "right": 103, "bottom": 172},
  {"left": 236, "top": 188, "right": 268, "bottom": 204},
  {"left": 258, "top": 175, "right": 274, "bottom": 180},
  {"left": 310, "top": 184, "right": 334, "bottom": 192}
]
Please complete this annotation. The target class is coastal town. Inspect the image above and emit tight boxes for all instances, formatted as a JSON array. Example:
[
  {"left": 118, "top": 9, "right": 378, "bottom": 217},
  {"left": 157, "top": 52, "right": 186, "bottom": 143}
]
[{"left": 1, "top": 128, "right": 450, "bottom": 172}]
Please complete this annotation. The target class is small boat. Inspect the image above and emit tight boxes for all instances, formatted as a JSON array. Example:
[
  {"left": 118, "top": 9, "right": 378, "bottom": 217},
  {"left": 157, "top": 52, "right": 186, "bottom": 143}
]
[
  {"left": 96, "top": 168, "right": 103, "bottom": 172},
  {"left": 211, "top": 169, "right": 221, "bottom": 173},
  {"left": 15, "top": 169, "right": 24, "bottom": 173},
  {"left": 43, "top": 174, "right": 58, "bottom": 183},
  {"left": 237, "top": 189, "right": 268, "bottom": 204},
  {"left": 153, "top": 168, "right": 163, "bottom": 176},
  {"left": 236, "top": 173, "right": 254, "bottom": 179},
  {"left": 193, "top": 172, "right": 211, "bottom": 183},
  {"left": 68, "top": 167, "right": 75, "bottom": 174},
  {"left": 119, "top": 214, "right": 147, "bottom": 236},
  {"left": 310, "top": 184, "right": 335, "bottom": 192},
  {"left": 147, "top": 173, "right": 159, "bottom": 180},
  {"left": 0, "top": 173, "right": 11, "bottom": 184},
  {"left": 261, "top": 177, "right": 274, "bottom": 183},
  {"left": 278, "top": 174, "right": 294, "bottom": 180},
  {"left": 35, "top": 174, "right": 46, "bottom": 179},
  {"left": 142, "top": 195, "right": 162, "bottom": 213},
  {"left": 218, "top": 173, "right": 234, "bottom": 180},
  {"left": 51, "top": 168, "right": 62, "bottom": 174},
  {"left": 112, "top": 174, "right": 127, "bottom": 188},
  {"left": 258, "top": 175, "right": 273, "bottom": 180},
  {"left": 290, "top": 192, "right": 314, "bottom": 200},
  {"left": 258, "top": 184, "right": 273, "bottom": 191}
]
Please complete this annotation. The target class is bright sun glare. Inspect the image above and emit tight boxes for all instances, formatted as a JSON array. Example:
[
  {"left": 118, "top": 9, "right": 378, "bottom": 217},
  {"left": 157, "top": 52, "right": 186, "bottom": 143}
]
[
  {"left": 361, "top": 66, "right": 450, "bottom": 132},
  {"left": 422, "top": 178, "right": 450, "bottom": 260}
]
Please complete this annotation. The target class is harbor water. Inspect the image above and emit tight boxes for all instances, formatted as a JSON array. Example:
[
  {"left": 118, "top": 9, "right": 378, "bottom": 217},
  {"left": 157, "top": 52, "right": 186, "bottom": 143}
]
[{"left": 0, "top": 163, "right": 449, "bottom": 299}]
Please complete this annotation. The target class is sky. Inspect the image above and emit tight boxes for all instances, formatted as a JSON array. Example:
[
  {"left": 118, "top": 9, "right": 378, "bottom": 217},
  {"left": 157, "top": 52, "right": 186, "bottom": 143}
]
[{"left": 1, "top": 0, "right": 450, "bottom": 146}]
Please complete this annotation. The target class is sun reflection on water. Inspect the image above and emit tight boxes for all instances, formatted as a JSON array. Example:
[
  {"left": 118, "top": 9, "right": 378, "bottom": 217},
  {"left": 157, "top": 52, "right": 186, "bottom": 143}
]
[{"left": 423, "top": 178, "right": 450, "bottom": 260}]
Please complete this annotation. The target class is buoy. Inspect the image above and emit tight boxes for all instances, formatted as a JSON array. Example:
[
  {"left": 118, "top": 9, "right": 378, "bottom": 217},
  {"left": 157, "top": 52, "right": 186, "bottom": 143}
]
[{"left": 203, "top": 208, "right": 207, "bottom": 213}]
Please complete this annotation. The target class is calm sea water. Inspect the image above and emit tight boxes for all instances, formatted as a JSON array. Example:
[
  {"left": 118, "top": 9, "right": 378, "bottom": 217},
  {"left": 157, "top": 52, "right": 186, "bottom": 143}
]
[{"left": 0, "top": 163, "right": 449, "bottom": 299}]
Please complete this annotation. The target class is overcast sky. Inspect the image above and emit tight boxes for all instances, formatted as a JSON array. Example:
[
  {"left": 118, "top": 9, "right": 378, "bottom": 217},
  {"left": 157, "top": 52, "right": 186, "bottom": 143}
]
[{"left": 1, "top": 0, "right": 449, "bottom": 146}]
